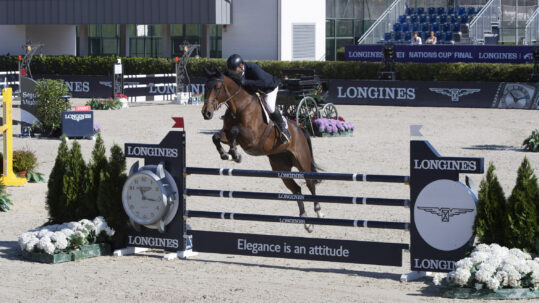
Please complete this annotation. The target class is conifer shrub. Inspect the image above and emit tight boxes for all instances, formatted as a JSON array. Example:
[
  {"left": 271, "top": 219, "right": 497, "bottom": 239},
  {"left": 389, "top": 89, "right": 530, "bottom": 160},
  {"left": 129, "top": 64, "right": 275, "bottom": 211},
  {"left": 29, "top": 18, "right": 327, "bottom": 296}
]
[
  {"left": 62, "top": 141, "right": 88, "bottom": 221},
  {"left": 505, "top": 157, "right": 538, "bottom": 253},
  {"left": 522, "top": 129, "right": 539, "bottom": 152},
  {"left": 96, "top": 144, "right": 128, "bottom": 249},
  {"left": 473, "top": 163, "right": 508, "bottom": 246},
  {"left": 46, "top": 136, "right": 70, "bottom": 223},
  {"left": 84, "top": 133, "right": 107, "bottom": 220}
]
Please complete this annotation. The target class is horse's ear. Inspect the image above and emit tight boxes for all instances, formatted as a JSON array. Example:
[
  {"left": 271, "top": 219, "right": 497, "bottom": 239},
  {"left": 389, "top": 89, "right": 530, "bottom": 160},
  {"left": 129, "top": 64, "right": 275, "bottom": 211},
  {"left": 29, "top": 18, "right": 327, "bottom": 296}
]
[
  {"left": 203, "top": 67, "right": 213, "bottom": 77},
  {"left": 215, "top": 68, "right": 223, "bottom": 77}
]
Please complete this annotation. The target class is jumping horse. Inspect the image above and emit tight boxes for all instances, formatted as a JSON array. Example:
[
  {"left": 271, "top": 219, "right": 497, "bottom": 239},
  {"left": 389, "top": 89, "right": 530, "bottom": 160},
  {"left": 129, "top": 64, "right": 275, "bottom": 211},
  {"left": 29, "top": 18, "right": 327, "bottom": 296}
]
[{"left": 201, "top": 68, "right": 322, "bottom": 232}]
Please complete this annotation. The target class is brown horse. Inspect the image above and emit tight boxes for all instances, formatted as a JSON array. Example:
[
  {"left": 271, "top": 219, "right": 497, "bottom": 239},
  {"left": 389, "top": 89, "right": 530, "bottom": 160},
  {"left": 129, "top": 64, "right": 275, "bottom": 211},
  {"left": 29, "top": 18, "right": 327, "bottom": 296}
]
[{"left": 201, "top": 69, "right": 322, "bottom": 232}]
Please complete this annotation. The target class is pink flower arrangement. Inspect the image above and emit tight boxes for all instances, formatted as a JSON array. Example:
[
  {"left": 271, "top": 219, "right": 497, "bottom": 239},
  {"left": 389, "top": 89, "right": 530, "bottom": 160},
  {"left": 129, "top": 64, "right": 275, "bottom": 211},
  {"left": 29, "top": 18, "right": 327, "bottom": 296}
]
[{"left": 314, "top": 118, "right": 354, "bottom": 134}]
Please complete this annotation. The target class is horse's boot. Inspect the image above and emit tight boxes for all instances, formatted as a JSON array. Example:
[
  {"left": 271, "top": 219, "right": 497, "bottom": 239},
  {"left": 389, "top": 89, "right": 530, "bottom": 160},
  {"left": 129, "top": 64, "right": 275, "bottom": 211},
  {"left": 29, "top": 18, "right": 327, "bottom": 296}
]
[{"left": 270, "top": 110, "right": 291, "bottom": 144}]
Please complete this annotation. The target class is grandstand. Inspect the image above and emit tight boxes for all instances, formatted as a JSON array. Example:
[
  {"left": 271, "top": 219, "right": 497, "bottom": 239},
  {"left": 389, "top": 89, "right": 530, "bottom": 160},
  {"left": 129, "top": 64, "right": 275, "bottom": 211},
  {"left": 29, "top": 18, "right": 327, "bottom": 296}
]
[{"left": 357, "top": 0, "right": 539, "bottom": 45}]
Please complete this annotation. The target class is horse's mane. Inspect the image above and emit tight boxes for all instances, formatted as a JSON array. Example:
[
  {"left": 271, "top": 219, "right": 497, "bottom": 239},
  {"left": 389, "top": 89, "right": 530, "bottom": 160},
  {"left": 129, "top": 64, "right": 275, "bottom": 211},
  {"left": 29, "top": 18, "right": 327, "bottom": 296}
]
[{"left": 224, "top": 69, "right": 243, "bottom": 87}]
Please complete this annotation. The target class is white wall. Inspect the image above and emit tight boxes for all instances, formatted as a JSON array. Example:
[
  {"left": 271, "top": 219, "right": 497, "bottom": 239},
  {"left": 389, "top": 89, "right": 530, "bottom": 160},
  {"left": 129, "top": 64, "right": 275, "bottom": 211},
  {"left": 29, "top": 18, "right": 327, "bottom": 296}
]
[
  {"left": 26, "top": 25, "right": 76, "bottom": 56},
  {"left": 279, "top": 0, "right": 325, "bottom": 61},
  {"left": 0, "top": 26, "right": 27, "bottom": 56},
  {"left": 222, "top": 0, "right": 279, "bottom": 60}
]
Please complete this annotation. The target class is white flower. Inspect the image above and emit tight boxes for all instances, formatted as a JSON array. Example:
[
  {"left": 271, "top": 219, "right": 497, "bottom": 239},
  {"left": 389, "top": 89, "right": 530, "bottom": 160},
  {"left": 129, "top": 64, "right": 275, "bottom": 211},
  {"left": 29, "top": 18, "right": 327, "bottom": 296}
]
[
  {"left": 24, "top": 238, "right": 40, "bottom": 252},
  {"left": 495, "top": 271, "right": 508, "bottom": 287},
  {"left": 486, "top": 277, "right": 500, "bottom": 290},
  {"left": 455, "top": 257, "right": 473, "bottom": 270},
  {"left": 433, "top": 273, "right": 446, "bottom": 286},
  {"left": 470, "top": 251, "right": 489, "bottom": 265},
  {"left": 37, "top": 237, "right": 55, "bottom": 254},
  {"left": 66, "top": 222, "right": 81, "bottom": 230},
  {"left": 37, "top": 229, "right": 53, "bottom": 239},
  {"left": 61, "top": 228, "right": 74, "bottom": 237},
  {"left": 475, "top": 263, "right": 495, "bottom": 283},
  {"left": 509, "top": 248, "right": 531, "bottom": 260},
  {"left": 104, "top": 226, "right": 115, "bottom": 237},
  {"left": 54, "top": 237, "right": 68, "bottom": 250},
  {"left": 475, "top": 243, "right": 490, "bottom": 252},
  {"left": 455, "top": 267, "right": 472, "bottom": 286}
]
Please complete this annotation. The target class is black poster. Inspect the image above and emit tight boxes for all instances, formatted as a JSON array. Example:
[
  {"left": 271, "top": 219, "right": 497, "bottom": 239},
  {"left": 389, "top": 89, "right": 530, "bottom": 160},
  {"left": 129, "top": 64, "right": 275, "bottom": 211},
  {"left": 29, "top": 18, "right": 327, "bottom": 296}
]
[
  {"left": 328, "top": 80, "right": 539, "bottom": 109},
  {"left": 34, "top": 74, "right": 111, "bottom": 98},
  {"left": 61, "top": 111, "right": 94, "bottom": 138},
  {"left": 189, "top": 230, "right": 408, "bottom": 266}
]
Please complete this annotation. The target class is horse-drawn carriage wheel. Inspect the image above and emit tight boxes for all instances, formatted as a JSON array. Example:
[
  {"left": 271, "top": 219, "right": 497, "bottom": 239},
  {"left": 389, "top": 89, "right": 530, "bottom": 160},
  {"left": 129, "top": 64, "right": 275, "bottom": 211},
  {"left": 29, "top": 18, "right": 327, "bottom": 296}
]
[
  {"left": 283, "top": 104, "right": 297, "bottom": 120},
  {"left": 296, "top": 97, "right": 320, "bottom": 134},
  {"left": 321, "top": 103, "right": 338, "bottom": 120}
]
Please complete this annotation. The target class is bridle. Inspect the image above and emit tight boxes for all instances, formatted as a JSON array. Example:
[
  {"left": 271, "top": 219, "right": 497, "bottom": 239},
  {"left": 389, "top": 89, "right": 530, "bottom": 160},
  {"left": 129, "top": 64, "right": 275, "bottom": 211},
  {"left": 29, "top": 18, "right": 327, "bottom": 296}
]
[{"left": 205, "top": 78, "right": 253, "bottom": 117}]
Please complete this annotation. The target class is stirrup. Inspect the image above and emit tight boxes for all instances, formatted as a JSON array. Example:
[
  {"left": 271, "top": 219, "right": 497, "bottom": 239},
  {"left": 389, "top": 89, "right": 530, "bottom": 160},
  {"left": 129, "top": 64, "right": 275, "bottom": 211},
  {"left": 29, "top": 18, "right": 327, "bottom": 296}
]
[{"left": 279, "top": 129, "right": 291, "bottom": 144}]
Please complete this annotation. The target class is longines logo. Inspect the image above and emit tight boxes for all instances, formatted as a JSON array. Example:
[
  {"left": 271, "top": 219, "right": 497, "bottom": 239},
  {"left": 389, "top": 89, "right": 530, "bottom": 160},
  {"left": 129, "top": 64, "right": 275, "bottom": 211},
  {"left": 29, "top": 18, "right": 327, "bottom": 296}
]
[
  {"left": 337, "top": 86, "right": 415, "bottom": 100},
  {"left": 429, "top": 88, "right": 480, "bottom": 102},
  {"left": 417, "top": 206, "right": 474, "bottom": 222},
  {"left": 414, "top": 180, "right": 477, "bottom": 251},
  {"left": 126, "top": 146, "right": 179, "bottom": 158},
  {"left": 64, "top": 113, "right": 91, "bottom": 122}
]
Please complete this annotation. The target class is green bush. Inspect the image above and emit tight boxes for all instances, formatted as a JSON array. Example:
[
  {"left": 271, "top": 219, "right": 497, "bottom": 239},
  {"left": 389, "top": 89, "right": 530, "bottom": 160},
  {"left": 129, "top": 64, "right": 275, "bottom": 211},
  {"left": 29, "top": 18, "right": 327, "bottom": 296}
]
[
  {"left": 505, "top": 157, "right": 538, "bottom": 253},
  {"left": 0, "top": 55, "right": 533, "bottom": 82},
  {"left": 473, "top": 163, "right": 508, "bottom": 246},
  {"left": 12, "top": 150, "right": 37, "bottom": 173},
  {"left": 0, "top": 182, "right": 12, "bottom": 212},
  {"left": 523, "top": 129, "right": 539, "bottom": 152},
  {"left": 62, "top": 141, "right": 88, "bottom": 221},
  {"left": 84, "top": 133, "right": 107, "bottom": 220},
  {"left": 34, "top": 79, "right": 70, "bottom": 137},
  {"left": 46, "top": 136, "right": 70, "bottom": 224}
]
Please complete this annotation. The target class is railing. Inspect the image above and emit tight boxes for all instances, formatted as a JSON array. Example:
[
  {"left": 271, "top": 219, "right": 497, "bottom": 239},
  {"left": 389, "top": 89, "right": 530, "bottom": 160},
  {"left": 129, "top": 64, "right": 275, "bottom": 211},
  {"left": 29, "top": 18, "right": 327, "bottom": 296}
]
[
  {"left": 525, "top": 7, "right": 539, "bottom": 45},
  {"left": 469, "top": 0, "right": 501, "bottom": 44},
  {"left": 357, "top": 0, "right": 406, "bottom": 45}
]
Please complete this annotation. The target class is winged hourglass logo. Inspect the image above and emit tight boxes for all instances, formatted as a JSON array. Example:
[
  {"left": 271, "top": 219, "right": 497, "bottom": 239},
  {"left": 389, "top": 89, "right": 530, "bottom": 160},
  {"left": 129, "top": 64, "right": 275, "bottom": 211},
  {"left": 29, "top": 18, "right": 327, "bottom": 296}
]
[
  {"left": 429, "top": 88, "right": 480, "bottom": 102},
  {"left": 417, "top": 206, "right": 474, "bottom": 222}
]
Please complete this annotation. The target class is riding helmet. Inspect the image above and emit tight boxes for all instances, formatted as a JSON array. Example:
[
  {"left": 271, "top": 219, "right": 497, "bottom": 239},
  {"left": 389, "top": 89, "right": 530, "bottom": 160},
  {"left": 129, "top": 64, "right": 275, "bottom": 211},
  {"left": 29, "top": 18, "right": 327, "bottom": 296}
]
[{"left": 226, "top": 54, "right": 244, "bottom": 70}]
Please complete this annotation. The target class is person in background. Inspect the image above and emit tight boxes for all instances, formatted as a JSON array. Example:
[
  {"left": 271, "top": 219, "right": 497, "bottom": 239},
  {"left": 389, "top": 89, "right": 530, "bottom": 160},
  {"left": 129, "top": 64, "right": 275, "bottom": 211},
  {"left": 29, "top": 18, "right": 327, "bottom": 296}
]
[
  {"left": 411, "top": 32, "right": 422, "bottom": 45},
  {"left": 425, "top": 31, "right": 437, "bottom": 45}
]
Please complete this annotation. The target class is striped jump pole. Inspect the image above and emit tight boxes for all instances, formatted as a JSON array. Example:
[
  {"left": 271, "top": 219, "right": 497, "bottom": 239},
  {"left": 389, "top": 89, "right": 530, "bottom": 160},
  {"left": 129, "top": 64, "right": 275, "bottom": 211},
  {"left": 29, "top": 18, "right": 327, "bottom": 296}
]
[
  {"left": 186, "top": 210, "right": 410, "bottom": 230},
  {"left": 185, "top": 188, "right": 410, "bottom": 207},
  {"left": 185, "top": 167, "right": 410, "bottom": 184}
]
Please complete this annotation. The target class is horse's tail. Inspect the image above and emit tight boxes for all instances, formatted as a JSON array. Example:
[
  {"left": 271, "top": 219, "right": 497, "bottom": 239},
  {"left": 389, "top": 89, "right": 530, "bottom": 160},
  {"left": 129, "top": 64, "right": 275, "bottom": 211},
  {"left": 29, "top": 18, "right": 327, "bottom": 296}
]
[{"left": 300, "top": 127, "right": 323, "bottom": 185}]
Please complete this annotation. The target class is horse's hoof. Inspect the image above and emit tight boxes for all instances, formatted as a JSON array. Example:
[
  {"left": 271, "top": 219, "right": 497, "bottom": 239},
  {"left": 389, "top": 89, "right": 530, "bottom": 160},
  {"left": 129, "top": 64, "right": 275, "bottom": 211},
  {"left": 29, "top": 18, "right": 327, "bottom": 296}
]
[
  {"left": 233, "top": 154, "right": 242, "bottom": 163},
  {"left": 316, "top": 211, "right": 325, "bottom": 218},
  {"left": 304, "top": 224, "right": 314, "bottom": 233},
  {"left": 220, "top": 153, "right": 232, "bottom": 160}
]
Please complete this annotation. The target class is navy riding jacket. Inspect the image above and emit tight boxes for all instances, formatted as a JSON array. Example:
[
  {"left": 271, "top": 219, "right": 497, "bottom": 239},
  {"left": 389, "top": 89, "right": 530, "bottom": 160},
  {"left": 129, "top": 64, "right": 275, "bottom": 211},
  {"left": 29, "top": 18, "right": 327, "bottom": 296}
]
[{"left": 242, "top": 62, "right": 280, "bottom": 94}]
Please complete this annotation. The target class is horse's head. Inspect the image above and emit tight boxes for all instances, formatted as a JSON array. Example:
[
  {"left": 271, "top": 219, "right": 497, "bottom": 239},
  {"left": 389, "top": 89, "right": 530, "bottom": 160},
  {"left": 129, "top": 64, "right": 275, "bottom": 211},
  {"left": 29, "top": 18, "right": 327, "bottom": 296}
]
[{"left": 201, "top": 67, "right": 226, "bottom": 120}]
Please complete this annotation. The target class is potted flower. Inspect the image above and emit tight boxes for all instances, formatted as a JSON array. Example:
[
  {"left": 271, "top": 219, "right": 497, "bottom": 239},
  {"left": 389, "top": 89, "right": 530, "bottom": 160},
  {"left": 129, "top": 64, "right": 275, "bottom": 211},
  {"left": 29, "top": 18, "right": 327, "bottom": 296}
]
[
  {"left": 434, "top": 243, "right": 539, "bottom": 299},
  {"left": 12, "top": 150, "right": 37, "bottom": 178},
  {"left": 114, "top": 94, "right": 129, "bottom": 108},
  {"left": 18, "top": 216, "right": 115, "bottom": 263},
  {"left": 313, "top": 117, "right": 355, "bottom": 137}
]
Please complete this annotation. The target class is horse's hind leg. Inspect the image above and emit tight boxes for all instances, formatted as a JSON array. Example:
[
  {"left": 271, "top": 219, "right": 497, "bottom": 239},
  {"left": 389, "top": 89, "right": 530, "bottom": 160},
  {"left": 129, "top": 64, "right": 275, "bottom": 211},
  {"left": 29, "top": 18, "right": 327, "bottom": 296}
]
[
  {"left": 306, "top": 179, "right": 324, "bottom": 218},
  {"left": 213, "top": 131, "right": 231, "bottom": 160},
  {"left": 268, "top": 153, "right": 314, "bottom": 233}
]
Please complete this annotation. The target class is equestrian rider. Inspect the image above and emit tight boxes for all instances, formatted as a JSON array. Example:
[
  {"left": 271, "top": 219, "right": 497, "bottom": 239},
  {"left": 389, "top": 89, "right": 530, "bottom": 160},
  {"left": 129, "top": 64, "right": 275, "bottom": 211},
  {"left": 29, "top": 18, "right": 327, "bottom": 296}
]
[{"left": 226, "top": 54, "right": 291, "bottom": 144}]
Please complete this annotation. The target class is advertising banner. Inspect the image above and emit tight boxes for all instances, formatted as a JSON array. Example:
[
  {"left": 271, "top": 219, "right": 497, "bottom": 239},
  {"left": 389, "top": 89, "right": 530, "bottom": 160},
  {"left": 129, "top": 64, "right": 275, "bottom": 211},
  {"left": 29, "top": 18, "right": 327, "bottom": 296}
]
[
  {"left": 61, "top": 111, "right": 94, "bottom": 138},
  {"left": 328, "top": 80, "right": 539, "bottom": 109},
  {"left": 345, "top": 45, "right": 535, "bottom": 64}
]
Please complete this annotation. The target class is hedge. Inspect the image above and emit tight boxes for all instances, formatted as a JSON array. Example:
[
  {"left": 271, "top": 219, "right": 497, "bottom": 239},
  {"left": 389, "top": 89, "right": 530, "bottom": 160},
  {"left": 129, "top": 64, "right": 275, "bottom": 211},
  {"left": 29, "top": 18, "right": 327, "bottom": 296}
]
[{"left": 0, "top": 55, "right": 534, "bottom": 82}]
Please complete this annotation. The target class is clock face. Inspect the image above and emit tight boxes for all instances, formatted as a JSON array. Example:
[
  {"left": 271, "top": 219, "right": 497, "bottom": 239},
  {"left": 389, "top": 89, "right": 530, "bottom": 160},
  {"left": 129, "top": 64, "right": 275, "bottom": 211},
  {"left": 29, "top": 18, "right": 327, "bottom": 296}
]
[
  {"left": 501, "top": 84, "right": 532, "bottom": 109},
  {"left": 122, "top": 171, "right": 167, "bottom": 225}
]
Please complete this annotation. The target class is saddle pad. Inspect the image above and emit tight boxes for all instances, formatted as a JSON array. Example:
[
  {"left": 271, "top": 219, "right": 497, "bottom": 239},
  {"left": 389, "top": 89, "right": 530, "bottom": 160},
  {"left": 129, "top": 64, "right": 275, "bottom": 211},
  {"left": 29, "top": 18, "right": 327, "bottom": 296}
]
[{"left": 256, "top": 93, "right": 271, "bottom": 124}]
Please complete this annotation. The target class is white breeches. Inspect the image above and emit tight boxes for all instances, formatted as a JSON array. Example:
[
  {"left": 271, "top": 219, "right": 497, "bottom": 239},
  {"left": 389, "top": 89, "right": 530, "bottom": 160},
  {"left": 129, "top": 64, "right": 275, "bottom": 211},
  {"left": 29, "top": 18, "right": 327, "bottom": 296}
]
[{"left": 264, "top": 86, "right": 279, "bottom": 113}]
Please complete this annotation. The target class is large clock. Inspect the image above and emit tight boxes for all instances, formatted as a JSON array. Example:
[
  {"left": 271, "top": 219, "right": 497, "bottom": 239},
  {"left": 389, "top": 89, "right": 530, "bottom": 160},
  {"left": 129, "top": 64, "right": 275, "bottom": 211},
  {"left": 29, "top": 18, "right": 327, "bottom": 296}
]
[
  {"left": 122, "top": 162, "right": 179, "bottom": 233},
  {"left": 500, "top": 83, "right": 533, "bottom": 109}
]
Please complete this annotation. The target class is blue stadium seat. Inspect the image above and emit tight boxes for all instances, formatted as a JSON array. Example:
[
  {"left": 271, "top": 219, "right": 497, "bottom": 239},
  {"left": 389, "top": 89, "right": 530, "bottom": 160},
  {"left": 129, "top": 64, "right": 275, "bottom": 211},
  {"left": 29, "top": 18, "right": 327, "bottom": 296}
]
[
  {"left": 442, "top": 23, "right": 450, "bottom": 32},
  {"left": 384, "top": 32, "right": 393, "bottom": 42},
  {"left": 404, "top": 32, "right": 412, "bottom": 42},
  {"left": 444, "top": 32, "right": 454, "bottom": 44},
  {"left": 417, "top": 7, "right": 425, "bottom": 15},
  {"left": 419, "top": 14, "right": 427, "bottom": 23},
  {"left": 431, "top": 22, "right": 440, "bottom": 32},
  {"left": 438, "top": 14, "right": 448, "bottom": 23},
  {"left": 393, "top": 23, "right": 402, "bottom": 32},
  {"left": 437, "top": 7, "right": 445, "bottom": 15},
  {"left": 435, "top": 31, "right": 443, "bottom": 41},
  {"left": 451, "top": 23, "right": 461, "bottom": 33},
  {"left": 398, "top": 15, "right": 407, "bottom": 24},
  {"left": 401, "top": 23, "right": 410, "bottom": 32},
  {"left": 419, "top": 31, "right": 428, "bottom": 41},
  {"left": 460, "top": 15, "right": 469, "bottom": 24},
  {"left": 428, "top": 7, "right": 436, "bottom": 15},
  {"left": 394, "top": 31, "right": 403, "bottom": 42},
  {"left": 406, "top": 7, "right": 415, "bottom": 15},
  {"left": 428, "top": 14, "right": 438, "bottom": 23},
  {"left": 450, "top": 15, "right": 458, "bottom": 24},
  {"left": 412, "top": 22, "right": 421, "bottom": 32},
  {"left": 421, "top": 22, "right": 430, "bottom": 32},
  {"left": 410, "top": 14, "right": 419, "bottom": 23},
  {"left": 447, "top": 7, "right": 455, "bottom": 15}
]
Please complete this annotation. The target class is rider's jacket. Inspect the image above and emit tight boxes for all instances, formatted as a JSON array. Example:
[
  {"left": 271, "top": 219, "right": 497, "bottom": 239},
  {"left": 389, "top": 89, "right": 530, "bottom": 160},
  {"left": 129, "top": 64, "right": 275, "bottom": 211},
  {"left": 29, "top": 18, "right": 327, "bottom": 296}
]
[{"left": 242, "top": 62, "right": 280, "bottom": 94}]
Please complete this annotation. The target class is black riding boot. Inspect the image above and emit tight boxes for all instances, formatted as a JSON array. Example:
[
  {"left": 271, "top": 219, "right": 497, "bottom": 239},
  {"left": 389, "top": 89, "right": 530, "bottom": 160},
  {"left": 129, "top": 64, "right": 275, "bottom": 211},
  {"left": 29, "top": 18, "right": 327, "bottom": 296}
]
[{"left": 270, "top": 110, "right": 291, "bottom": 144}]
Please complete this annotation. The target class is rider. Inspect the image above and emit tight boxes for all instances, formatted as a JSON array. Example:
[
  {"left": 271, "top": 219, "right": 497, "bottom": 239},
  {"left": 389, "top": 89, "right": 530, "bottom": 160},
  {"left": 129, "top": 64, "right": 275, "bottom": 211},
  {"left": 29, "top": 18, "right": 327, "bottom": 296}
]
[{"left": 226, "top": 54, "right": 291, "bottom": 144}]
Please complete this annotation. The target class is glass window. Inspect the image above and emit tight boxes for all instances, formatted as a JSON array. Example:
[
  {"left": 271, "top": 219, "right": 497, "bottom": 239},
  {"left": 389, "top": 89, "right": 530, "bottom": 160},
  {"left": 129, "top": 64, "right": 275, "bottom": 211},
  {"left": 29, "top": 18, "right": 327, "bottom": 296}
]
[
  {"left": 335, "top": 0, "right": 354, "bottom": 18},
  {"left": 336, "top": 20, "right": 354, "bottom": 37},
  {"left": 326, "top": 19, "right": 335, "bottom": 37},
  {"left": 326, "top": 0, "right": 335, "bottom": 18},
  {"left": 86, "top": 25, "right": 119, "bottom": 56},
  {"left": 326, "top": 38, "right": 336, "bottom": 61},
  {"left": 336, "top": 38, "right": 354, "bottom": 61}
]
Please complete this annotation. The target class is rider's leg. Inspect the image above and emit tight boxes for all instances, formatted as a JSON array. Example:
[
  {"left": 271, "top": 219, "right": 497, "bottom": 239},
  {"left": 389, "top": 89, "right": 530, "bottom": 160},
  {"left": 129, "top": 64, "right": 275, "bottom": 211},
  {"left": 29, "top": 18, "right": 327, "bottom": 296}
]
[{"left": 265, "top": 86, "right": 291, "bottom": 143}]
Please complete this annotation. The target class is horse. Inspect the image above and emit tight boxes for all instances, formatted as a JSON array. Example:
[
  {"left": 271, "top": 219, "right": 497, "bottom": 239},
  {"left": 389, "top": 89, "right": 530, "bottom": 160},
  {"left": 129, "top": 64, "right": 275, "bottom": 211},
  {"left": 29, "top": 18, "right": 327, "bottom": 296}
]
[{"left": 201, "top": 68, "right": 322, "bottom": 232}]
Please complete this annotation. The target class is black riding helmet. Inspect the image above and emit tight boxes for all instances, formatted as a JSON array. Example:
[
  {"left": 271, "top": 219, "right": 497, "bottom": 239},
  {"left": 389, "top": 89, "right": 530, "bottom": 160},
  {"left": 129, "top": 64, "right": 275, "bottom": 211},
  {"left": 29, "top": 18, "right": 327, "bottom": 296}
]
[{"left": 226, "top": 54, "right": 244, "bottom": 70}]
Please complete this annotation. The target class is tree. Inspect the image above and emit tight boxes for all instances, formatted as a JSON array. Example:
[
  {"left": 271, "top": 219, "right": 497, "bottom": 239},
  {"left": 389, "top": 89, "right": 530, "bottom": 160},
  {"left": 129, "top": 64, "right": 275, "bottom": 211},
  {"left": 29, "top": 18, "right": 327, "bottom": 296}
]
[
  {"left": 46, "top": 136, "right": 69, "bottom": 223},
  {"left": 84, "top": 133, "right": 107, "bottom": 220},
  {"left": 62, "top": 141, "right": 88, "bottom": 221}
]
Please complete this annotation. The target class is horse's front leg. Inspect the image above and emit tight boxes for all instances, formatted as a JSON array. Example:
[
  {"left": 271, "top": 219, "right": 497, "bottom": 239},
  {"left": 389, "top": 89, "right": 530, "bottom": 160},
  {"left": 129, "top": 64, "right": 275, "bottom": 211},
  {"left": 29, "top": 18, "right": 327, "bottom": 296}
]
[
  {"left": 228, "top": 126, "right": 242, "bottom": 163},
  {"left": 213, "top": 131, "right": 232, "bottom": 160}
]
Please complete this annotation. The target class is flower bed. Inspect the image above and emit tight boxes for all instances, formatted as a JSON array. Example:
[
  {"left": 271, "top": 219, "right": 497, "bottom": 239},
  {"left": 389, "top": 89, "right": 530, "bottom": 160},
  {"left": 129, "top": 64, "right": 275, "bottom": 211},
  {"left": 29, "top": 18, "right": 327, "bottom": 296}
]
[
  {"left": 434, "top": 243, "right": 539, "bottom": 299},
  {"left": 312, "top": 117, "right": 354, "bottom": 137},
  {"left": 18, "top": 216, "right": 114, "bottom": 264}
]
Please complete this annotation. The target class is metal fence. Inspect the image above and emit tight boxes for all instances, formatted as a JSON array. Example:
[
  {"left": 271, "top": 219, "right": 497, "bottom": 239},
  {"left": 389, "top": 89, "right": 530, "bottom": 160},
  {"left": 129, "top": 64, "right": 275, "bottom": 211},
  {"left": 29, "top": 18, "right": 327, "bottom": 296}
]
[
  {"left": 525, "top": 7, "right": 539, "bottom": 45},
  {"left": 469, "top": 0, "right": 501, "bottom": 44},
  {"left": 357, "top": 0, "right": 406, "bottom": 44}
]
